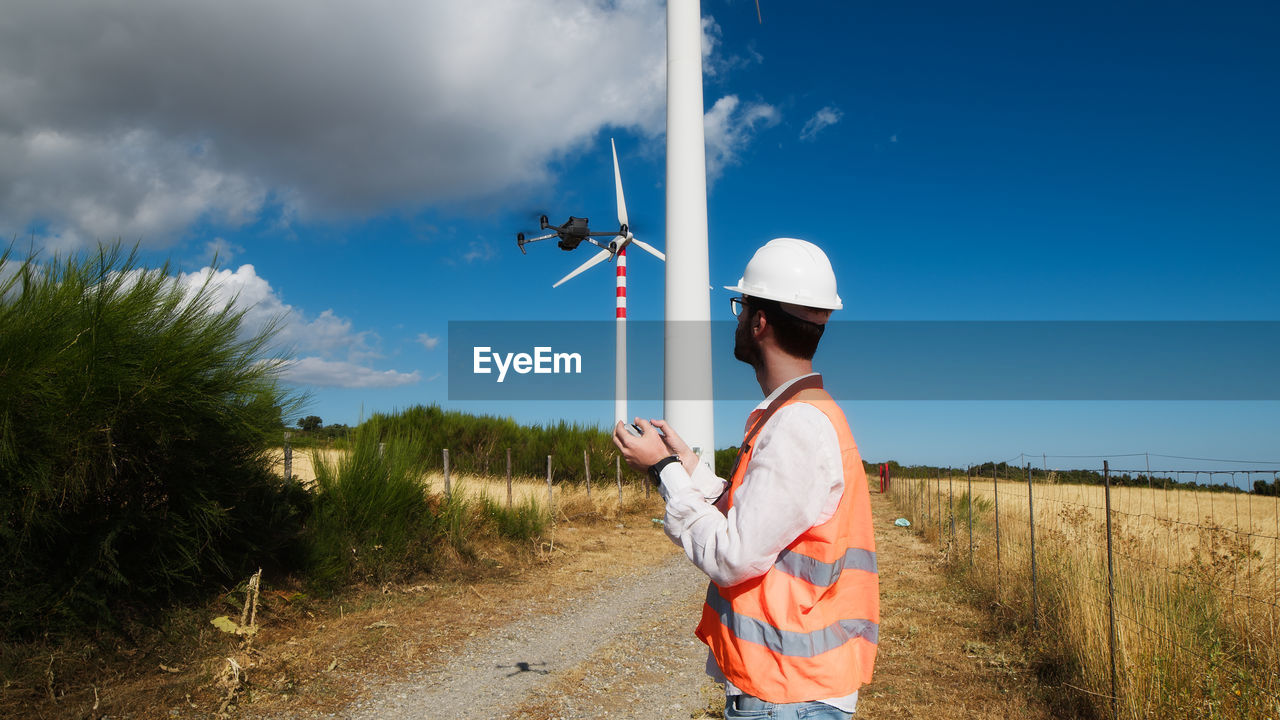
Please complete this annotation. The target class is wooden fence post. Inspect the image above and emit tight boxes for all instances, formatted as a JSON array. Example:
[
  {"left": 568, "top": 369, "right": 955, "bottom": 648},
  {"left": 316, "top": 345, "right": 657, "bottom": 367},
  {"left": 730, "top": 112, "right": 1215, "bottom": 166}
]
[
  {"left": 584, "top": 449, "right": 592, "bottom": 501},
  {"left": 937, "top": 472, "right": 944, "bottom": 547},
  {"left": 443, "top": 448, "right": 451, "bottom": 497},
  {"left": 546, "top": 455, "right": 553, "bottom": 510},
  {"left": 506, "top": 447, "right": 513, "bottom": 509},
  {"left": 283, "top": 432, "right": 292, "bottom": 483},
  {"left": 616, "top": 455, "right": 623, "bottom": 507},
  {"left": 926, "top": 470, "right": 932, "bottom": 527}
]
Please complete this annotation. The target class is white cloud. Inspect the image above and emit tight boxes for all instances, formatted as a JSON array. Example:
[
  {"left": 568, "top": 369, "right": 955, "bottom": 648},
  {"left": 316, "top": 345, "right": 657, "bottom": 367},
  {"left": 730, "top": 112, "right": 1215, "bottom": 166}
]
[
  {"left": 703, "top": 95, "right": 780, "bottom": 181},
  {"left": 0, "top": 128, "right": 266, "bottom": 248},
  {"left": 201, "top": 237, "right": 245, "bottom": 266},
  {"left": 176, "top": 263, "right": 418, "bottom": 387},
  {"left": 701, "top": 15, "right": 762, "bottom": 78},
  {"left": 0, "top": 0, "right": 689, "bottom": 248},
  {"left": 417, "top": 333, "right": 441, "bottom": 350},
  {"left": 282, "top": 357, "right": 421, "bottom": 388},
  {"left": 800, "top": 106, "right": 843, "bottom": 142},
  {"left": 461, "top": 241, "right": 496, "bottom": 264}
]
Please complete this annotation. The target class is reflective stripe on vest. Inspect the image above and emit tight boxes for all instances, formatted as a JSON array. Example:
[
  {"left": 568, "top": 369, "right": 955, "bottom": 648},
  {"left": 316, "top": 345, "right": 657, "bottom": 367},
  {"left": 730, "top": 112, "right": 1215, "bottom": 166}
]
[
  {"left": 705, "top": 584, "right": 879, "bottom": 656},
  {"left": 774, "top": 547, "right": 877, "bottom": 587}
]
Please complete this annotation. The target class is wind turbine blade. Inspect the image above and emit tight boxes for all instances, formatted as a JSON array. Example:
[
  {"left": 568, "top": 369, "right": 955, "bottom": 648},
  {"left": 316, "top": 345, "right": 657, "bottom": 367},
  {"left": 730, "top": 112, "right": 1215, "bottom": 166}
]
[
  {"left": 630, "top": 237, "right": 666, "bottom": 262},
  {"left": 553, "top": 248, "right": 612, "bottom": 288},
  {"left": 612, "top": 138, "right": 629, "bottom": 230}
]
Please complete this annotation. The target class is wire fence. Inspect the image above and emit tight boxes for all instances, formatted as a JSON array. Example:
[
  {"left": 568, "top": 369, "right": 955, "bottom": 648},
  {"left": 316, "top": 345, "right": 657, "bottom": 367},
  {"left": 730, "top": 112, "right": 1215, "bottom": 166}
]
[
  {"left": 277, "top": 435, "right": 655, "bottom": 510},
  {"left": 887, "top": 462, "right": 1280, "bottom": 719}
]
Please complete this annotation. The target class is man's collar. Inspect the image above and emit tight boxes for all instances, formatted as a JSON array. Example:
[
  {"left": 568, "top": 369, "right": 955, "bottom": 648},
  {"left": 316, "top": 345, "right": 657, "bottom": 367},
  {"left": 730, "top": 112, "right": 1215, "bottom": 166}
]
[{"left": 755, "top": 372, "right": 820, "bottom": 410}]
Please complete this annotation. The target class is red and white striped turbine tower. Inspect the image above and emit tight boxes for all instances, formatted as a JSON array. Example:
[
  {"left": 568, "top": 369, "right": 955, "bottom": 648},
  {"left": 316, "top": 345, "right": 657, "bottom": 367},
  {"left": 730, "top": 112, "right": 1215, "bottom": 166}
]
[{"left": 553, "top": 139, "right": 665, "bottom": 425}]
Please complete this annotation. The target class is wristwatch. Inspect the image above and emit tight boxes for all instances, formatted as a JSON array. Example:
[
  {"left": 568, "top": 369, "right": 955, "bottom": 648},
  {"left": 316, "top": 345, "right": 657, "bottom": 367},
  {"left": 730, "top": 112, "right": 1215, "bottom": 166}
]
[{"left": 648, "top": 455, "right": 681, "bottom": 486}]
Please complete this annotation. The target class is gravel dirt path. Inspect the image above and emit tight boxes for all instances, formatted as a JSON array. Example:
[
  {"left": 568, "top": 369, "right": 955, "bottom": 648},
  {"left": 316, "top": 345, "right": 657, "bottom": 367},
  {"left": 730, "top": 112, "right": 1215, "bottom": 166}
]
[
  {"left": 277, "top": 553, "right": 712, "bottom": 720},
  {"left": 254, "top": 491, "right": 1057, "bottom": 720}
]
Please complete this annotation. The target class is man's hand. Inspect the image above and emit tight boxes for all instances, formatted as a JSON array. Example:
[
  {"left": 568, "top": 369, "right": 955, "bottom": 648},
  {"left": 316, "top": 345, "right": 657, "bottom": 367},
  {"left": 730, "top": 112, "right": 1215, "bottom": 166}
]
[
  {"left": 612, "top": 418, "right": 672, "bottom": 471},
  {"left": 649, "top": 419, "right": 700, "bottom": 474}
]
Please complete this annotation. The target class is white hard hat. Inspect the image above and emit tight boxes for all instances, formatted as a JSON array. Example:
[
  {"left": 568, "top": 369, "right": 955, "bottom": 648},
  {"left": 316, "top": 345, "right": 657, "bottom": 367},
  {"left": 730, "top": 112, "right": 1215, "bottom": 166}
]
[{"left": 724, "top": 238, "right": 843, "bottom": 311}]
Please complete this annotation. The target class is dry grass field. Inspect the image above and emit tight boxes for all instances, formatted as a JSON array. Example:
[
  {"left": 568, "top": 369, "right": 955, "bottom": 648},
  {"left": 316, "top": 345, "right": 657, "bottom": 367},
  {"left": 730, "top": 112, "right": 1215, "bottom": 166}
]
[
  {"left": 894, "top": 476, "right": 1280, "bottom": 719},
  {"left": 268, "top": 446, "right": 657, "bottom": 524},
  {"left": 265, "top": 447, "right": 343, "bottom": 486}
]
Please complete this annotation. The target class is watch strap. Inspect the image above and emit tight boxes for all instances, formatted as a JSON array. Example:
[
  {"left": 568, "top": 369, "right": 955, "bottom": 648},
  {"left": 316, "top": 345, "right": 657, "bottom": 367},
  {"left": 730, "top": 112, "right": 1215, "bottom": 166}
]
[{"left": 648, "top": 455, "right": 681, "bottom": 484}]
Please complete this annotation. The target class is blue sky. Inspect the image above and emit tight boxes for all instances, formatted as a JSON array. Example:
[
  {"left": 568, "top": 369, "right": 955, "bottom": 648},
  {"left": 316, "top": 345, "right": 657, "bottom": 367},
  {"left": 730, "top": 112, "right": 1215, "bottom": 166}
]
[{"left": 3, "top": 1, "right": 1278, "bottom": 478}]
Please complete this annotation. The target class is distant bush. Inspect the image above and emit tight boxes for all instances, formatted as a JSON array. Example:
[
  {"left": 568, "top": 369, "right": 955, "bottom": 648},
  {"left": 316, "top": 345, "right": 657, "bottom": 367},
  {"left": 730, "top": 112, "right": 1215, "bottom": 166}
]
[
  {"left": 0, "top": 245, "right": 305, "bottom": 637},
  {"left": 715, "top": 446, "right": 740, "bottom": 477},
  {"left": 368, "top": 404, "right": 643, "bottom": 485}
]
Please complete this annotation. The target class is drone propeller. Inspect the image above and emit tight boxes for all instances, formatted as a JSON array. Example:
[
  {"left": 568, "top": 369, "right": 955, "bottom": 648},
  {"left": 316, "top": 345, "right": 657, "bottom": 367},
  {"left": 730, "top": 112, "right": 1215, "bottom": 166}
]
[{"left": 553, "top": 247, "right": 612, "bottom": 288}]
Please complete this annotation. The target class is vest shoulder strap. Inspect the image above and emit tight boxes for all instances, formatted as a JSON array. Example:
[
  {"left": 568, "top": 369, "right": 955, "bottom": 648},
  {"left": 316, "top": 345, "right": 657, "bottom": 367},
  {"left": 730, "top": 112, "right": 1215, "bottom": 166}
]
[
  {"left": 744, "top": 374, "right": 825, "bottom": 444},
  {"left": 728, "top": 374, "right": 825, "bottom": 480}
]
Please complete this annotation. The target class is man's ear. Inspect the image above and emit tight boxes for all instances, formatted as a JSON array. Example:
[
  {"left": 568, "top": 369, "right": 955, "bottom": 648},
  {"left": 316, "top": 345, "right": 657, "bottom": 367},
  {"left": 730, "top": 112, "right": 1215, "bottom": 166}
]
[{"left": 752, "top": 309, "right": 768, "bottom": 335}]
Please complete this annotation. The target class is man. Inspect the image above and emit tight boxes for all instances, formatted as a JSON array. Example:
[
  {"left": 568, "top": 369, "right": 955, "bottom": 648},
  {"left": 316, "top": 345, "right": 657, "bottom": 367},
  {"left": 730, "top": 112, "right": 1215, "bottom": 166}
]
[{"left": 613, "top": 238, "right": 879, "bottom": 720}]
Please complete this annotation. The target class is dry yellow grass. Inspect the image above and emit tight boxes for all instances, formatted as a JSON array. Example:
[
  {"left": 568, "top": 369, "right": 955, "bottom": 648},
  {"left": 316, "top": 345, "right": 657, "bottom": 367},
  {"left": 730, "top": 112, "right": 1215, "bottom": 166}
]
[
  {"left": 424, "top": 471, "right": 656, "bottom": 525},
  {"left": 268, "top": 447, "right": 657, "bottom": 523},
  {"left": 266, "top": 446, "right": 344, "bottom": 486},
  {"left": 894, "top": 477, "right": 1280, "bottom": 719}
]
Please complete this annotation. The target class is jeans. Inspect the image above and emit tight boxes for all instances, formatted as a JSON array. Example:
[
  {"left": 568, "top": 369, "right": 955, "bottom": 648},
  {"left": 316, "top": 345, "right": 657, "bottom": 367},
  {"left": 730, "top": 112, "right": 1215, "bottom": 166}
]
[{"left": 723, "top": 693, "right": 854, "bottom": 719}]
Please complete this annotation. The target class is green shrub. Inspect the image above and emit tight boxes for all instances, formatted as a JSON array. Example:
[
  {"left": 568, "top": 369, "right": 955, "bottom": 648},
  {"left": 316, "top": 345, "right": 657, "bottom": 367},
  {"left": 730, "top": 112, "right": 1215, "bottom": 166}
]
[
  {"left": 952, "top": 490, "right": 993, "bottom": 528},
  {"left": 480, "top": 495, "right": 547, "bottom": 541},
  {"left": 0, "top": 245, "right": 304, "bottom": 636},
  {"left": 368, "top": 404, "right": 642, "bottom": 485},
  {"left": 306, "top": 422, "right": 437, "bottom": 585},
  {"left": 715, "top": 446, "right": 740, "bottom": 477}
]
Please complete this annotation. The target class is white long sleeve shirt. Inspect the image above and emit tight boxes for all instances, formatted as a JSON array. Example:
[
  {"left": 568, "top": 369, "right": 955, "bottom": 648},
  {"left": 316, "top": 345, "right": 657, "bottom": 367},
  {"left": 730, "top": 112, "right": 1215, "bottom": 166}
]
[{"left": 656, "top": 373, "right": 859, "bottom": 712}]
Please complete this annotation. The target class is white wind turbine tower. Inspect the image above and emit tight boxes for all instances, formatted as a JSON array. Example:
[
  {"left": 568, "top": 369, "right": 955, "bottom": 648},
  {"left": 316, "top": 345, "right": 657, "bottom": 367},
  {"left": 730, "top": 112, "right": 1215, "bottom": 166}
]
[
  {"left": 664, "top": 0, "right": 716, "bottom": 467},
  {"left": 551, "top": 139, "right": 666, "bottom": 425}
]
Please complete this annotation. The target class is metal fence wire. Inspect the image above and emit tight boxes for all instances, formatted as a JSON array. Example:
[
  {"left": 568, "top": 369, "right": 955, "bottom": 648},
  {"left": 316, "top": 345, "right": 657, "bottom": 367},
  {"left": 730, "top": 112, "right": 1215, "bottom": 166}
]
[{"left": 887, "top": 462, "right": 1280, "bottom": 720}]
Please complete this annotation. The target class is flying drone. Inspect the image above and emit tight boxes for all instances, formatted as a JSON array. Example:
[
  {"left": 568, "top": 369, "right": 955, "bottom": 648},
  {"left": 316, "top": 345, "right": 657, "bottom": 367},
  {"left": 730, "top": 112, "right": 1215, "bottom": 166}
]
[
  {"left": 516, "top": 215, "right": 620, "bottom": 254},
  {"left": 516, "top": 140, "right": 665, "bottom": 288}
]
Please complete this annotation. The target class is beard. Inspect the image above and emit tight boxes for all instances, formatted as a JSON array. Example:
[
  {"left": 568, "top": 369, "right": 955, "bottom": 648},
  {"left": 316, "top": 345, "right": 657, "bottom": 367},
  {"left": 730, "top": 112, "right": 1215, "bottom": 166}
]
[{"left": 733, "top": 319, "right": 763, "bottom": 368}]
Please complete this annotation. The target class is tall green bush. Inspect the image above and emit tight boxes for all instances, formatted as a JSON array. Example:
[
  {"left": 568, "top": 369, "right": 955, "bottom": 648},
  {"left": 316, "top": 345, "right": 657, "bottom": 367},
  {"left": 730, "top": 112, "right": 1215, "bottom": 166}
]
[
  {"left": 305, "top": 421, "right": 556, "bottom": 587},
  {"left": 306, "top": 422, "right": 438, "bottom": 585},
  {"left": 0, "top": 245, "right": 305, "bottom": 636}
]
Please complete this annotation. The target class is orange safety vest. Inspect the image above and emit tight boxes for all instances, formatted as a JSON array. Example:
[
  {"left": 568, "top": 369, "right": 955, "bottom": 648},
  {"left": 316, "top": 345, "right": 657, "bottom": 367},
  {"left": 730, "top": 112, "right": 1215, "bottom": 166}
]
[{"left": 696, "top": 375, "right": 879, "bottom": 703}]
